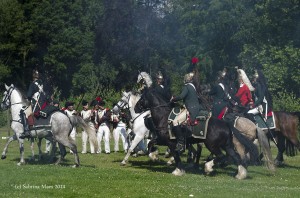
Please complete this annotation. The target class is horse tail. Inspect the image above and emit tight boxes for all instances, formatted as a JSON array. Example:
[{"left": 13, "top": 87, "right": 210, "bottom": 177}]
[
  {"left": 230, "top": 125, "right": 259, "bottom": 165},
  {"left": 256, "top": 127, "right": 276, "bottom": 171},
  {"left": 69, "top": 116, "right": 98, "bottom": 152}
]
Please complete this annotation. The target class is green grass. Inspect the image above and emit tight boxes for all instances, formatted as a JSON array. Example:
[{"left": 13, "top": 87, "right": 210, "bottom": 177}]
[{"left": 0, "top": 131, "right": 300, "bottom": 198}]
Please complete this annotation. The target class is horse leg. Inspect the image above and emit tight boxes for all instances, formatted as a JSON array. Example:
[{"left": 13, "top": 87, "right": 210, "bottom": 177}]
[
  {"left": 17, "top": 137, "right": 26, "bottom": 166},
  {"left": 256, "top": 128, "right": 275, "bottom": 171},
  {"left": 148, "top": 140, "right": 159, "bottom": 161},
  {"left": 55, "top": 142, "right": 67, "bottom": 166},
  {"left": 37, "top": 138, "right": 44, "bottom": 161},
  {"left": 28, "top": 138, "right": 36, "bottom": 161},
  {"left": 168, "top": 143, "right": 185, "bottom": 176},
  {"left": 224, "top": 145, "right": 247, "bottom": 180},
  {"left": 274, "top": 132, "right": 285, "bottom": 166},
  {"left": 121, "top": 134, "right": 144, "bottom": 166},
  {"left": 1, "top": 134, "right": 17, "bottom": 159},
  {"left": 194, "top": 143, "right": 202, "bottom": 169}
]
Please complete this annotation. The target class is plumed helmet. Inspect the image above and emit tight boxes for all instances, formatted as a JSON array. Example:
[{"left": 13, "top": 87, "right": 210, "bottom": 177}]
[
  {"left": 217, "top": 68, "right": 227, "bottom": 80},
  {"left": 156, "top": 71, "right": 163, "bottom": 79},
  {"left": 137, "top": 72, "right": 153, "bottom": 88},
  {"left": 32, "top": 69, "right": 39, "bottom": 79},
  {"left": 184, "top": 72, "right": 194, "bottom": 83},
  {"left": 236, "top": 68, "right": 255, "bottom": 91}
]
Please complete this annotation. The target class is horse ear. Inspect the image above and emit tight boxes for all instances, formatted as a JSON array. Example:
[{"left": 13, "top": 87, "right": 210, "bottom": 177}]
[{"left": 5, "top": 84, "right": 9, "bottom": 90}]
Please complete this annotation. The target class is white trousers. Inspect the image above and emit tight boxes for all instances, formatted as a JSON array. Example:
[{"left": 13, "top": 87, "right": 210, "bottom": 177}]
[
  {"left": 97, "top": 124, "right": 110, "bottom": 153},
  {"left": 82, "top": 130, "right": 95, "bottom": 153},
  {"left": 69, "top": 128, "right": 76, "bottom": 153},
  {"left": 113, "top": 123, "right": 128, "bottom": 152}
]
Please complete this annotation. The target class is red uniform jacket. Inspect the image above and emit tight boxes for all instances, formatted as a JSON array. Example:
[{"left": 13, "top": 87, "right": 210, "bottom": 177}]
[{"left": 235, "top": 84, "right": 253, "bottom": 107}]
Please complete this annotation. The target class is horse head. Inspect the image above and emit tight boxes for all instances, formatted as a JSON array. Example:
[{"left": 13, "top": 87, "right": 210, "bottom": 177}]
[{"left": 1, "top": 84, "right": 15, "bottom": 110}]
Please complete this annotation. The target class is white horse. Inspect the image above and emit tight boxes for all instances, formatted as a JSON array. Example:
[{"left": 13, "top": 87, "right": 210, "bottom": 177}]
[
  {"left": 113, "top": 91, "right": 163, "bottom": 165},
  {"left": 1, "top": 84, "right": 97, "bottom": 167}
]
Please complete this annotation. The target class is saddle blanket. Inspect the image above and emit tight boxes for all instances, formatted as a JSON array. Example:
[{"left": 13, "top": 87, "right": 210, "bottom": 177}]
[
  {"left": 254, "top": 112, "right": 276, "bottom": 130},
  {"left": 168, "top": 108, "right": 211, "bottom": 140}
]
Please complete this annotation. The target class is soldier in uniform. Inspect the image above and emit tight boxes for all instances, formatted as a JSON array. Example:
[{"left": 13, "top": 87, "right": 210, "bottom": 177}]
[
  {"left": 64, "top": 101, "right": 77, "bottom": 153},
  {"left": 80, "top": 100, "right": 95, "bottom": 154},
  {"left": 248, "top": 69, "right": 273, "bottom": 118},
  {"left": 20, "top": 69, "right": 47, "bottom": 139},
  {"left": 170, "top": 73, "right": 201, "bottom": 152},
  {"left": 112, "top": 109, "right": 128, "bottom": 153},
  {"left": 96, "top": 100, "right": 111, "bottom": 154},
  {"left": 234, "top": 68, "right": 254, "bottom": 110},
  {"left": 209, "top": 69, "right": 231, "bottom": 119}
]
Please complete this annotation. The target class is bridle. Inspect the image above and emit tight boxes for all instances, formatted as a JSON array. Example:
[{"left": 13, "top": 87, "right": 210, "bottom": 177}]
[
  {"left": 1, "top": 86, "right": 25, "bottom": 109},
  {"left": 115, "top": 93, "right": 131, "bottom": 110}
]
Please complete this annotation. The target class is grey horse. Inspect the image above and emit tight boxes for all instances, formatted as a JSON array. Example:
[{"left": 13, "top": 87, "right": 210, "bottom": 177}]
[{"left": 1, "top": 84, "right": 97, "bottom": 167}]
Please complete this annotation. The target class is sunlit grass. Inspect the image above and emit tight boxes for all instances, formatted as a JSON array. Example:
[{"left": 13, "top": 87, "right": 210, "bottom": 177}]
[{"left": 0, "top": 131, "right": 300, "bottom": 198}]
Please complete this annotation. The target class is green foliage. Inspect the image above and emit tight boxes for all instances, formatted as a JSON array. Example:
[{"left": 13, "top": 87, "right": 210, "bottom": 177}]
[
  {"left": 273, "top": 92, "right": 300, "bottom": 112},
  {"left": 0, "top": 0, "right": 299, "bottom": 111}
]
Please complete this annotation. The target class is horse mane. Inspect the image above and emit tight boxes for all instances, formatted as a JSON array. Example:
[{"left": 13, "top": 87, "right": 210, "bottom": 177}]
[
  {"left": 10, "top": 85, "right": 30, "bottom": 106},
  {"left": 137, "top": 72, "right": 153, "bottom": 88}
]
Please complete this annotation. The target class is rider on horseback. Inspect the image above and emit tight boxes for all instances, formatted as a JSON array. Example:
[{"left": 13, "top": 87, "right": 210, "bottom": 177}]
[
  {"left": 170, "top": 72, "right": 201, "bottom": 152},
  {"left": 247, "top": 68, "right": 273, "bottom": 119},
  {"left": 20, "top": 69, "right": 47, "bottom": 139},
  {"left": 209, "top": 68, "right": 231, "bottom": 119}
]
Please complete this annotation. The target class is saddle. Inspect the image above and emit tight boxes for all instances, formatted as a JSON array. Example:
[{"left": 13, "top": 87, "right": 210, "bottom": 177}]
[
  {"left": 168, "top": 108, "right": 211, "bottom": 140},
  {"left": 27, "top": 106, "right": 60, "bottom": 129}
]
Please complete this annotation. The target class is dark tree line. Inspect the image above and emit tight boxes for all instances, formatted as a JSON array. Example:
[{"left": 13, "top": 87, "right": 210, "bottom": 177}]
[{"left": 0, "top": 0, "right": 299, "bottom": 111}]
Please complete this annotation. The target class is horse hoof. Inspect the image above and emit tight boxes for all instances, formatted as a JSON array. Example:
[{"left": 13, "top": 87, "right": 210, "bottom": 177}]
[
  {"left": 172, "top": 168, "right": 185, "bottom": 176},
  {"left": 274, "top": 159, "right": 284, "bottom": 167},
  {"left": 72, "top": 164, "right": 79, "bottom": 168},
  {"left": 1, "top": 155, "right": 6, "bottom": 160},
  {"left": 204, "top": 160, "right": 214, "bottom": 173},
  {"left": 235, "top": 165, "right": 247, "bottom": 180},
  {"left": 167, "top": 157, "right": 175, "bottom": 166},
  {"left": 120, "top": 161, "right": 126, "bottom": 166},
  {"left": 17, "top": 162, "right": 25, "bottom": 166},
  {"left": 149, "top": 152, "right": 159, "bottom": 161}
]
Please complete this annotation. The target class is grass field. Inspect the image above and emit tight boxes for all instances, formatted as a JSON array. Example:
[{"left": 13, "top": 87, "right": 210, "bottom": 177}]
[{"left": 0, "top": 130, "right": 300, "bottom": 198}]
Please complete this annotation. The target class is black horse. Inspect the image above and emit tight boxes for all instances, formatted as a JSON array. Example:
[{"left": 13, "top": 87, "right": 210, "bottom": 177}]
[{"left": 136, "top": 87, "right": 259, "bottom": 179}]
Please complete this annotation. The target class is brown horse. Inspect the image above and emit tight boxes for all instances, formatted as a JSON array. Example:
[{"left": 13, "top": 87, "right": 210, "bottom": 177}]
[{"left": 272, "top": 111, "right": 300, "bottom": 165}]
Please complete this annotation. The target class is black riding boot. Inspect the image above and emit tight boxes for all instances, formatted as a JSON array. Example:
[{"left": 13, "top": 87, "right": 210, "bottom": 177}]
[
  {"left": 173, "top": 125, "right": 184, "bottom": 152},
  {"left": 19, "top": 109, "right": 31, "bottom": 139}
]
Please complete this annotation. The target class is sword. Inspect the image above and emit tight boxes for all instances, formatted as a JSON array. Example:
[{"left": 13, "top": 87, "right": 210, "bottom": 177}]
[{"left": 257, "top": 108, "right": 277, "bottom": 146}]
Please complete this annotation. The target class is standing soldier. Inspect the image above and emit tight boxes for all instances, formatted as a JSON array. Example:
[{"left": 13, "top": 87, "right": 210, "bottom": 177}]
[
  {"left": 20, "top": 69, "right": 47, "bottom": 139},
  {"left": 112, "top": 109, "right": 128, "bottom": 153},
  {"left": 96, "top": 99, "right": 111, "bottom": 154},
  {"left": 80, "top": 100, "right": 95, "bottom": 154},
  {"left": 64, "top": 101, "right": 77, "bottom": 153}
]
